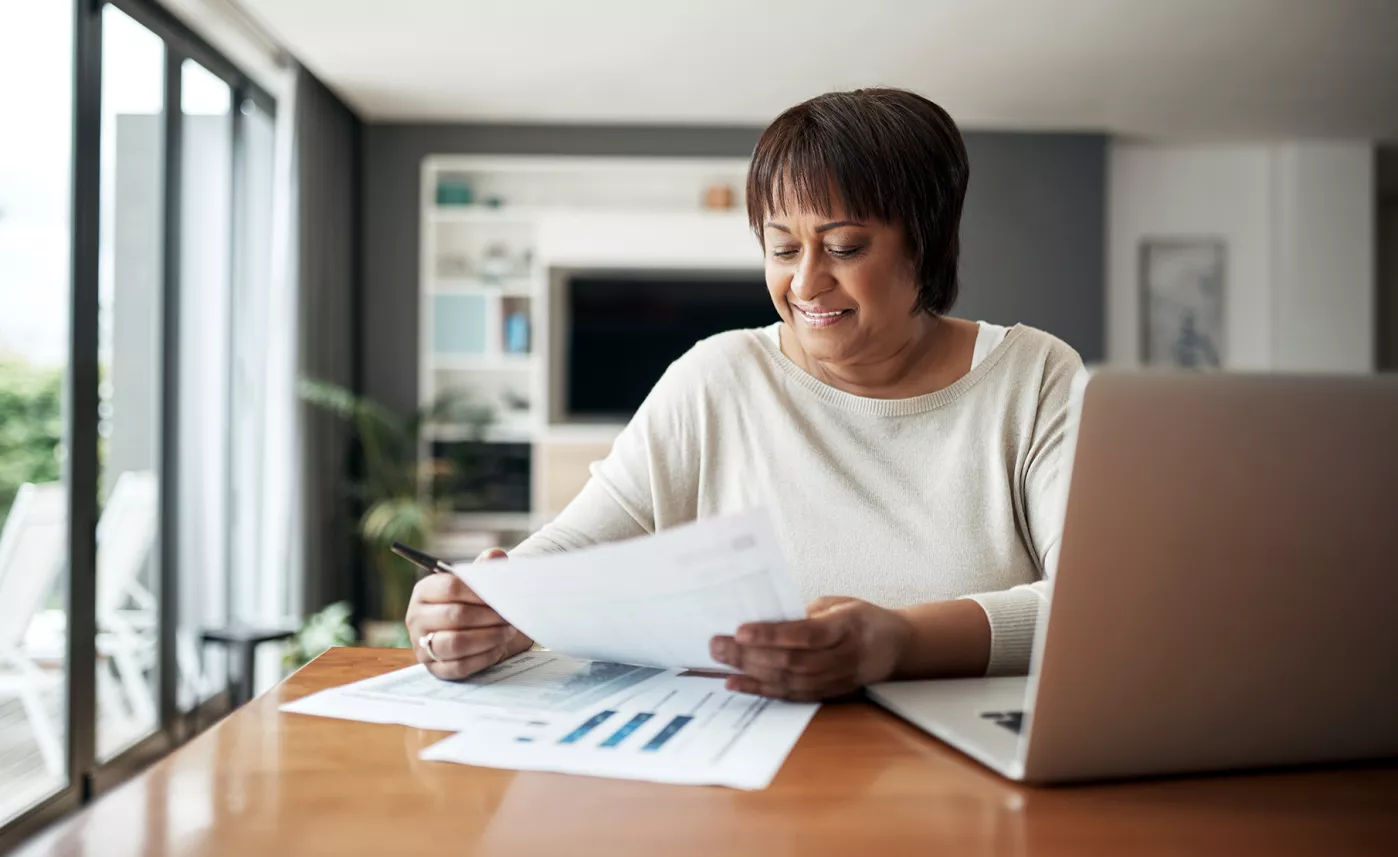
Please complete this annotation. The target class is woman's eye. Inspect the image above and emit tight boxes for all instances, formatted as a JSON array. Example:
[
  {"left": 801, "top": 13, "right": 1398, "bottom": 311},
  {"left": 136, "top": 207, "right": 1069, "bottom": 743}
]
[
  {"left": 828, "top": 246, "right": 863, "bottom": 258},
  {"left": 771, "top": 248, "right": 799, "bottom": 260}
]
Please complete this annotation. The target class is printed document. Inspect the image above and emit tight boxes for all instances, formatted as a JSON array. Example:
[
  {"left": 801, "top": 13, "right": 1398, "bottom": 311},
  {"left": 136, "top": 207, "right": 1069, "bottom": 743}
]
[
  {"left": 457, "top": 508, "right": 805, "bottom": 670},
  {"left": 420, "top": 671, "right": 819, "bottom": 790},
  {"left": 280, "top": 651, "right": 665, "bottom": 731}
]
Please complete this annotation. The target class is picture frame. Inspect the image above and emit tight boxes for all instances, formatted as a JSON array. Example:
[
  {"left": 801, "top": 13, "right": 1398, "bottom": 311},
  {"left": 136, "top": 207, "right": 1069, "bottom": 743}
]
[{"left": 1139, "top": 239, "right": 1226, "bottom": 368}]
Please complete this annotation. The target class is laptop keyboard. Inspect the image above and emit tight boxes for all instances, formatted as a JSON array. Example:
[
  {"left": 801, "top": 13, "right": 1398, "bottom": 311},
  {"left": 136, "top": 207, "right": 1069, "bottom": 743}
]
[{"left": 980, "top": 710, "right": 1024, "bottom": 734}]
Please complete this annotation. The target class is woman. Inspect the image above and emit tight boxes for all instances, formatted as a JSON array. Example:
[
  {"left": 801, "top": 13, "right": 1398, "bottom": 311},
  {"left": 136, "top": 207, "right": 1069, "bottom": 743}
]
[{"left": 406, "top": 88, "right": 1083, "bottom": 702}]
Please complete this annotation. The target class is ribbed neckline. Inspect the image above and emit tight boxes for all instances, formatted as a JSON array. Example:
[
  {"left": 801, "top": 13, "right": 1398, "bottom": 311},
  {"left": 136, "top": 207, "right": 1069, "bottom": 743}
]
[{"left": 750, "top": 322, "right": 1026, "bottom": 417}]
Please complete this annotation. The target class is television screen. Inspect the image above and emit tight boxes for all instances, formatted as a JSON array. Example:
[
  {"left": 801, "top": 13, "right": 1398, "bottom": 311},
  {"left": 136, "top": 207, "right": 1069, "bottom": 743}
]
[{"left": 566, "top": 271, "right": 776, "bottom": 420}]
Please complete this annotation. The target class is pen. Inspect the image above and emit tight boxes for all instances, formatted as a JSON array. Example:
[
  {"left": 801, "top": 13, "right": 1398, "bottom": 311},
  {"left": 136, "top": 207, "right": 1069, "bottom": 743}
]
[{"left": 390, "top": 542, "right": 455, "bottom": 575}]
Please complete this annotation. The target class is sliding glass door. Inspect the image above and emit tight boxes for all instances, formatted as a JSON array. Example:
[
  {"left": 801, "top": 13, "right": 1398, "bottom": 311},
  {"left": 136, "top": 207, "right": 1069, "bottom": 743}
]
[
  {"left": 0, "top": 0, "right": 76, "bottom": 827},
  {"left": 95, "top": 1, "right": 167, "bottom": 763},
  {"left": 0, "top": 0, "right": 278, "bottom": 846}
]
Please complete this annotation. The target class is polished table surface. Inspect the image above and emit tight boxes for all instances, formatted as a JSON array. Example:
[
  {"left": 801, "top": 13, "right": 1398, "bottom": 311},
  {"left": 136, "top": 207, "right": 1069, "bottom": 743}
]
[{"left": 19, "top": 647, "right": 1398, "bottom": 856}]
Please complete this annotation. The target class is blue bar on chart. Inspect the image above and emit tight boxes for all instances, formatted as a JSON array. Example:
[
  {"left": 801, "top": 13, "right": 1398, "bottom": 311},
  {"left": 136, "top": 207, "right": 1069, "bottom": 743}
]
[
  {"left": 641, "top": 715, "right": 694, "bottom": 752},
  {"left": 599, "top": 712, "right": 654, "bottom": 748},
  {"left": 559, "top": 710, "right": 616, "bottom": 744}
]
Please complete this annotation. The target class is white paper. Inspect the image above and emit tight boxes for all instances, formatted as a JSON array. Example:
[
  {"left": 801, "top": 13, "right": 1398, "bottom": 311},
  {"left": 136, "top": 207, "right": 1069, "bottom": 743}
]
[
  {"left": 280, "top": 651, "right": 666, "bottom": 731},
  {"left": 458, "top": 508, "right": 805, "bottom": 671},
  {"left": 420, "top": 672, "right": 819, "bottom": 790}
]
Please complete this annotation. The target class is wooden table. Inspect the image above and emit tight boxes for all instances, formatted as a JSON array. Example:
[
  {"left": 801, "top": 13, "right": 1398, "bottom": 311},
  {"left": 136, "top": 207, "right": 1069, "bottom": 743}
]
[{"left": 18, "top": 648, "right": 1398, "bottom": 856}]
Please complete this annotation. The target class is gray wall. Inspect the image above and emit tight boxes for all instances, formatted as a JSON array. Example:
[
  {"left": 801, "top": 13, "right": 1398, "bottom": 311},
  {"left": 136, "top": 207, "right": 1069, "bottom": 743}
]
[{"left": 362, "top": 124, "right": 1105, "bottom": 413}]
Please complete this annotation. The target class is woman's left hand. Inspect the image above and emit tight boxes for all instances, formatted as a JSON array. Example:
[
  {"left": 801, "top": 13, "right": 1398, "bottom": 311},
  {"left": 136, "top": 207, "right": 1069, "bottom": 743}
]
[{"left": 709, "top": 596, "right": 912, "bottom": 701}]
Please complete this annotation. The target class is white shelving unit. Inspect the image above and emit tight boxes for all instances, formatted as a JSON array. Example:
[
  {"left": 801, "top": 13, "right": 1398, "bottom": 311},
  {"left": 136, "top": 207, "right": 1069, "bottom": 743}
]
[{"left": 419, "top": 155, "right": 756, "bottom": 545}]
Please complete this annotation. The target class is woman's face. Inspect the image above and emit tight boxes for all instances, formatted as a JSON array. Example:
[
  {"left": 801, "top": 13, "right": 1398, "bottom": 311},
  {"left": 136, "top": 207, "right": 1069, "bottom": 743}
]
[{"left": 762, "top": 198, "right": 923, "bottom": 366}]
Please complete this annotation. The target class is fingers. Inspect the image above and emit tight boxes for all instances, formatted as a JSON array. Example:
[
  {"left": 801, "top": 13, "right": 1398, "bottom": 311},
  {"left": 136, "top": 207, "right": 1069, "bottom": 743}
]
[
  {"left": 476, "top": 548, "right": 508, "bottom": 563},
  {"left": 723, "top": 674, "right": 847, "bottom": 703},
  {"left": 711, "top": 634, "right": 858, "bottom": 695},
  {"left": 413, "top": 600, "right": 510, "bottom": 632},
  {"left": 414, "top": 571, "right": 487, "bottom": 605},
  {"left": 422, "top": 624, "right": 519, "bottom": 663},
  {"left": 424, "top": 642, "right": 514, "bottom": 681},
  {"left": 736, "top": 615, "right": 845, "bottom": 649},
  {"left": 710, "top": 636, "right": 845, "bottom": 677}
]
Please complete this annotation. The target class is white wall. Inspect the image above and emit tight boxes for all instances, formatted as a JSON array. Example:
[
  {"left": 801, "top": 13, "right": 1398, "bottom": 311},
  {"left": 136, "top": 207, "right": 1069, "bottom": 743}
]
[
  {"left": 1108, "top": 140, "right": 1375, "bottom": 371},
  {"left": 1270, "top": 143, "right": 1375, "bottom": 371}
]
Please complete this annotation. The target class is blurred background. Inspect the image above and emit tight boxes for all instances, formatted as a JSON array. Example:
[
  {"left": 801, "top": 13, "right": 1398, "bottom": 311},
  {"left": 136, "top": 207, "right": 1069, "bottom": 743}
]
[{"left": 0, "top": 0, "right": 1395, "bottom": 841}]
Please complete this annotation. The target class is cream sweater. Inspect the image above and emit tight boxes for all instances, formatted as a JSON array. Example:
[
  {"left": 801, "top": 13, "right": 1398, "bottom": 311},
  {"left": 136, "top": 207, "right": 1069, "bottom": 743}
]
[{"left": 512, "top": 323, "right": 1085, "bottom": 675}]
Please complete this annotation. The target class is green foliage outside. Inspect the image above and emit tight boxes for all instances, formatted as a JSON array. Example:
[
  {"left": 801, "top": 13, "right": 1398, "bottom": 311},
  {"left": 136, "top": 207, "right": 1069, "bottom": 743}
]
[{"left": 0, "top": 360, "right": 64, "bottom": 528}]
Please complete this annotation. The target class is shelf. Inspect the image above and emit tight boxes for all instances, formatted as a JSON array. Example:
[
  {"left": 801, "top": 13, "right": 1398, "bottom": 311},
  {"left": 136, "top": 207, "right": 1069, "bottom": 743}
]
[
  {"left": 431, "top": 277, "right": 535, "bottom": 297},
  {"left": 437, "top": 512, "right": 536, "bottom": 533},
  {"left": 431, "top": 354, "right": 536, "bottom": 371},
  {"left": 426, "top": 422, "right": 536, "bottom": 443},
  {"left": 431, "top": 206, "right": 541, "bottom": 225}
]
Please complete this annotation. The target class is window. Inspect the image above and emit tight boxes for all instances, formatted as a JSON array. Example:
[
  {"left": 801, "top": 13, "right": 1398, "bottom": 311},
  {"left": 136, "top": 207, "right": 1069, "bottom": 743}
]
[
  {"left": 0, "top": 0, "right": 280, "bottom": 844},
  {"left": 96, "top": 2, "right": 166, "bottom": 762},
  {"left": 0, "top": 0, "right": 74, "bottom": 826}
]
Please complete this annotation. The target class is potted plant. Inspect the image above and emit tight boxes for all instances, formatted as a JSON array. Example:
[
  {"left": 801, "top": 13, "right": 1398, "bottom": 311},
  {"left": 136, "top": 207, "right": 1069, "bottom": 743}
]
[{"left": 299, "top": 379, "right": 493, "bottom": 645}]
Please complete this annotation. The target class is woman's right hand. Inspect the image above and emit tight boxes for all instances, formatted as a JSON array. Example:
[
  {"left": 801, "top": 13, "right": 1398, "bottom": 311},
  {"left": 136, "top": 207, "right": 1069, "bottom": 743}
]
[{"left": 405, "top": 548, "right": 532, "bottom": 680}]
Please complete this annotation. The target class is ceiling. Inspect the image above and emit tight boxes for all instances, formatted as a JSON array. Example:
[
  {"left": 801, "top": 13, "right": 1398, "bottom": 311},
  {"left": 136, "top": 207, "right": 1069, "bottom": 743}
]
[{"left": 236, "top": 0, "right": 1398, "bottom": 138}]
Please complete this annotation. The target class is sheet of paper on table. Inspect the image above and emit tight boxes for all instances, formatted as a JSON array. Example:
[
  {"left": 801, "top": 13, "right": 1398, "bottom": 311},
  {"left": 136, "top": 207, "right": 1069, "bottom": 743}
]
[
  {"left": 457, "top": 508, "right": 806, "bottom": 671},
  {"left": 280, "top": 651, "right": 666, "bottom": 732},
  {"left": 420, "top": 669, "right": 819, "bottom": 790}
]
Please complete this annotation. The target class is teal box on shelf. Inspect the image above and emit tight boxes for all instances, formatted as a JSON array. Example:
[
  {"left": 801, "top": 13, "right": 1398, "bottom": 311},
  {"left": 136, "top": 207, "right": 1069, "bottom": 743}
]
[{"left": 436, "top": 180, "right": 474, "bottom": 206}]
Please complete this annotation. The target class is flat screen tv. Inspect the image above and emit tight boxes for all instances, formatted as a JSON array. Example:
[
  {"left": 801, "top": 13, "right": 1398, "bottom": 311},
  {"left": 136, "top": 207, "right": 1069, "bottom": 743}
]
[{"left": 565, "top": 270, "right": 776, "bottom": 420}]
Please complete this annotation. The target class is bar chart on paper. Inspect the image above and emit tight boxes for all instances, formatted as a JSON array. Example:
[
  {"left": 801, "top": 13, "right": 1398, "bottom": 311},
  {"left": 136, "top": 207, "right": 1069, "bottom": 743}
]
[{"left": 420, "top": 672, "right": 820, "bottom": 789}]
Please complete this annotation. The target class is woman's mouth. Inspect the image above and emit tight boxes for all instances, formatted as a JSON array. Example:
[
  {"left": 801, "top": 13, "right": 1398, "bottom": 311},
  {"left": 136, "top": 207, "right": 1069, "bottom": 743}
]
[{"left": 793, "top": 305, "right": 853, "bottom": 328}]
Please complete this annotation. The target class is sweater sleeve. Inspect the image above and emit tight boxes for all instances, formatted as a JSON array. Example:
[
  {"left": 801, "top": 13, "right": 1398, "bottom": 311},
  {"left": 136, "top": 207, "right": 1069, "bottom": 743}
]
[
  {"left": 963, "top": 348, "right": 1086, "bottom": 676},
  {"left": 510, "top": 358, "right": 701, "bottom": 558}
]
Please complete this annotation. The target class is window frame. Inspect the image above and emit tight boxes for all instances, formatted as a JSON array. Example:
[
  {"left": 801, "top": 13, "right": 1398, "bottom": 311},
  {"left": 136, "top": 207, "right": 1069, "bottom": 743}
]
[{"left": 0, "top": 0, "right": 276, "bottom": 847}]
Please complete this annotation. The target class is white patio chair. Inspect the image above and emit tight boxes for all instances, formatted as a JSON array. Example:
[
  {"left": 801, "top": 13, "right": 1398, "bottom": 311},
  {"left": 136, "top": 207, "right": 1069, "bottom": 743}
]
[
  {"left": 92, "top": 469, "right": 215, "bottom": 723},
  {"left": 94, "top": 470, "right": 161, "bottom": 729},
  {"left": 0, "top": 483, "right": 68, "bottom": 776}
]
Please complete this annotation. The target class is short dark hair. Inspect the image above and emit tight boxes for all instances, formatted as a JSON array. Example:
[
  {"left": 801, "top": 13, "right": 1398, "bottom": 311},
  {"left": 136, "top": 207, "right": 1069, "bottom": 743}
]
[{"left": 746, "top": 88, "right": 970, "bottom": 316}]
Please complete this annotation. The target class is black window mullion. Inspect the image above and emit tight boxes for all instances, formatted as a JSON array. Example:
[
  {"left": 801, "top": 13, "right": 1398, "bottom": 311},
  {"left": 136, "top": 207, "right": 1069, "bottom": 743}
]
[
  {"left": 157, "top": 48, "right": 183, "bottom": 732},
  {"left": 67, "top": 0, "right": 104, "bottom": 799},
  {"left": 224, "top": 88, "right": 244, "bottom": 632}
]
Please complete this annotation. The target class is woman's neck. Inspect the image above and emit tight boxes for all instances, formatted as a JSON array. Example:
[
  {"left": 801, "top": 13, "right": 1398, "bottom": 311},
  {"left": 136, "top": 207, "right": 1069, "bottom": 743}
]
[{"left": 780, "top": 316, "right": 979, "bottom": 400}]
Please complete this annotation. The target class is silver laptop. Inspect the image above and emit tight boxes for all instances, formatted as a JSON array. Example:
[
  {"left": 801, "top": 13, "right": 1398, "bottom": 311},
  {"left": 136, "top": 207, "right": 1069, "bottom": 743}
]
[{"left": 867, "top": 372, "right": 1398, "bottom": 784}]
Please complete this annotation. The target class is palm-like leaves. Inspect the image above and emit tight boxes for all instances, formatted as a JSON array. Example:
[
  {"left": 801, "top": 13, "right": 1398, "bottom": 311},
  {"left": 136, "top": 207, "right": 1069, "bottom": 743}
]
[{"left": 299, "top": 378, "right": 494, "bottom": 620}]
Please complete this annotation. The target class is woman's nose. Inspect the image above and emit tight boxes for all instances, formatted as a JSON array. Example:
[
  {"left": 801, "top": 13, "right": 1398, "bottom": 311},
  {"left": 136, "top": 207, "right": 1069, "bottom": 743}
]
[{"left": 790, "top": 254, "right": 834, "bottom": 302}]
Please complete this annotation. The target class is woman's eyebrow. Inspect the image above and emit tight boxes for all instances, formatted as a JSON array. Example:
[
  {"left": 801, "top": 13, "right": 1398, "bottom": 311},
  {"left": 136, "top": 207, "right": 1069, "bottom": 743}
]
[{"left": 764, "top": 222, "right": 791, "bottom": 234}]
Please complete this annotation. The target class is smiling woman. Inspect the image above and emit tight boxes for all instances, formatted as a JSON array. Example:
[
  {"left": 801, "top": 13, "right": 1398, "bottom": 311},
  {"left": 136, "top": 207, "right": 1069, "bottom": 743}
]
[{"left": 405, "top": 88, "right": 1085, "bottom": 702}]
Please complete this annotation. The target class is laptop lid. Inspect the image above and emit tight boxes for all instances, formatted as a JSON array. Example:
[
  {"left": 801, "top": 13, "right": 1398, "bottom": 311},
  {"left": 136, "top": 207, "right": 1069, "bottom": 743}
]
[{"left": 1020, "top": 373, "right": 1398, "bottom": 783}]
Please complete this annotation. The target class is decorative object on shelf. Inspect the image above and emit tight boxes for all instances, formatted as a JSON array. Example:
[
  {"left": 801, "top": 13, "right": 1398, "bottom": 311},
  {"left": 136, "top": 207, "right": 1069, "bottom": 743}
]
[
  {"left": 479, "top": 242, "right": 516, "bottom": 283},
  {"left": 436, "top": 178, "right": 474, "bottom": 206},
  {"left": 1140, "top": 238, "right": 1226, "bottom": 369},
  {"left": 483, "top": 195, "right": 505, "bottom": 208},
  {"left": 702, "top": 181, "right": 736, "bottom": 210},
  {"left": 500, "top": 389, "right": 531, "bottom": 416},
  {"left": 299, "top": 379, "right": 495, "bottom": 630},
  {"left": 504, "top": 310, "right": 531, "bottom": 354},
  {"left": 435, "top": 252, "right": 471, "bottom": 278}
]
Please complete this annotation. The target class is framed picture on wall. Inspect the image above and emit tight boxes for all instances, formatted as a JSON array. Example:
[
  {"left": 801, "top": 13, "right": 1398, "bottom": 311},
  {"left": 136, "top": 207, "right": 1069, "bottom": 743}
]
[{"left": 1139, "top": 239, "right": 1226, "bottom": 368}]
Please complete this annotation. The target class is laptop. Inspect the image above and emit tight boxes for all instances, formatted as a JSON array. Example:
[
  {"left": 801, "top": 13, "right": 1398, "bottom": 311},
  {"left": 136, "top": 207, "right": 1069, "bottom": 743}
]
[{"left": 867, "top": 371, "right": 1398, "bottom": 784}]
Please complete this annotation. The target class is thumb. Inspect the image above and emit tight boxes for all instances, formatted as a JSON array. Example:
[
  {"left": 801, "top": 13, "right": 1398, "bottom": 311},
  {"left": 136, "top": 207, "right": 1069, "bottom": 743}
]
[
  {"left": 475, "top": 547, "right": 509, "bottom": 563},
  {"left": 806, "top": 595, "right": 857, "bottom": 618}
]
